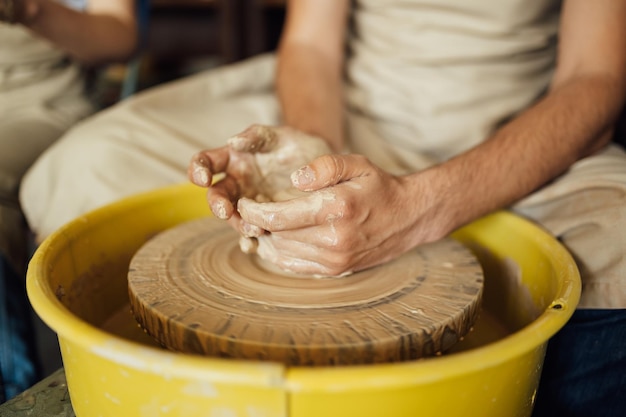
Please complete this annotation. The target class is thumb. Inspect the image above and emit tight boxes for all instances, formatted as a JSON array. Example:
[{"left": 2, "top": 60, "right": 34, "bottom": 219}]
[{"left": 290, "top": 154, "right": 371, "bottom": 191}]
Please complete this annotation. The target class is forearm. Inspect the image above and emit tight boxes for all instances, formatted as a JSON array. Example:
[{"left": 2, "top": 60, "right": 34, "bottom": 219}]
[
  {"left": 276, "top": 41, "right": 345, "bottom": 152},
  {"left": 19, "top": 0, "right": 137, "bottom": 65},
  {"left": 275, "top": 0, "right": 349, "bottom": 152},
  {"left": 415, "top": 74, "right": 625, "bottom": 239}
]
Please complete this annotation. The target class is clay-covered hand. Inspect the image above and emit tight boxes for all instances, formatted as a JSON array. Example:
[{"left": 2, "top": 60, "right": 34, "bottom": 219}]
[
  {"left": 237, "top": 154, "right": 447, "bottom": 277},
  {"left": 188, "top": 124, "right": 333, "bottom": 239}
]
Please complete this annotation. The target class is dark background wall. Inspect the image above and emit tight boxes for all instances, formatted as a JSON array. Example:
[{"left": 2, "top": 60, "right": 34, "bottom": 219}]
[{"left": 94, "top": 0, "right": 286, "bottom": 107}]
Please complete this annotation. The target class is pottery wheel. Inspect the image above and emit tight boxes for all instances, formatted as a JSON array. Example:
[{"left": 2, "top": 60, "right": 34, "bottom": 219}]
[{"left": 128, "top": 217, "right": 484, "bottom": 366}]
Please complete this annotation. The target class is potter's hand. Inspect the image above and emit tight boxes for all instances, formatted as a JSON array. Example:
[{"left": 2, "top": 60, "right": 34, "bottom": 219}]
[
  {"left": 237, "top": 154, "right": 445, "bottom": 276},
  {"left": 188, "top": 124, "right": 332, "bottom": 236}
]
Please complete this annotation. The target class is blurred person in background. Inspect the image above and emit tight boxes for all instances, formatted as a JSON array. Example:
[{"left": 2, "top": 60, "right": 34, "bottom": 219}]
[{"left": 0, "top": 0, "right": 137, "bottom": 402}]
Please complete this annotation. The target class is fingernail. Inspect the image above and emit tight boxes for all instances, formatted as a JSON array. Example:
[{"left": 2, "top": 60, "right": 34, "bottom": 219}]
[
  {"left": 291, "top": 166, "right": 315, "bottom": 187},
  {"left": 211, "top": 200, "right": 228, "bottom": 219},
  {"left": 238, "top": 236, "right": 258, "bottom": 254},
  {"left": 192, "top": 164, "right": 209, "bottom": 186}
]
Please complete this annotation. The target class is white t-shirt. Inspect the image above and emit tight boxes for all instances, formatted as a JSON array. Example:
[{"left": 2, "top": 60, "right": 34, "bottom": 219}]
[{"left": 346, "top": 0, "right": 560, "bottom": 167}]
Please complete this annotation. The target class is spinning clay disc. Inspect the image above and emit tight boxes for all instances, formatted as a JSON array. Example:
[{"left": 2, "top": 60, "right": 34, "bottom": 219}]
[{"left": 128, "top": 217, "right": 484, "bottom": 366}]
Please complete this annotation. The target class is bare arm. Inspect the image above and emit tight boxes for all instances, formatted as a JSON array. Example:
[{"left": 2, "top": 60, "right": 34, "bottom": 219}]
[
  {"left": 276, "top": 0, "right": 349, "bottom": 152},
  {"left": 11, "top": 0, "right": 137, "bottom": 65},
  {"left": 415, "top": 0, "right": 626, "bottom": 240}
]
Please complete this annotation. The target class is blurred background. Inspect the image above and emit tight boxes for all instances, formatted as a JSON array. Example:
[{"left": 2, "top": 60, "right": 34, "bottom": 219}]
[{"left": 92, "top": 0, "right": 286, "bottom": 109}]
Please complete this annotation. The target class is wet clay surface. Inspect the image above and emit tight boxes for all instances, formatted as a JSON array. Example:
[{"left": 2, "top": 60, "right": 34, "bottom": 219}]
[{"left": 127, "top": 217, "right": 484, "bottom": 366}]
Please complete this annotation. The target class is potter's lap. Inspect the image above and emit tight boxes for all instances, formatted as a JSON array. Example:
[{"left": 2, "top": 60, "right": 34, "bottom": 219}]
[
  {"left": 19, "top": 61, "right": 280, "bottom": 240},
  {"left": 513, "top": 144, "right": 626, "bottom": 308}
]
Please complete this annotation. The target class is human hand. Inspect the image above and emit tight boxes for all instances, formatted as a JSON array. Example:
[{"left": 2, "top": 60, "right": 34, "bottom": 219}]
[
  {"left": 236, "top": 154, "right": 446, "bottom": 277},
  {"left": 188, "top": 124, "right": 333, "bottom": 240}
]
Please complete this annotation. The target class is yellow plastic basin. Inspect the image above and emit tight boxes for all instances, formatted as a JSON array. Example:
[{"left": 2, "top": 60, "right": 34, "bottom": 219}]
[{"left": 27, "top": 183, "right": 580, "bottom": 417}]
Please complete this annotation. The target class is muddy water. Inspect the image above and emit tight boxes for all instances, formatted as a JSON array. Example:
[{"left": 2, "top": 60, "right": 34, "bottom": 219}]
[
  {"left": 101, "top": 303, "right": 513, "bottom": 357},
  {"left": 447, "top": 308, "right": 513, "bottom": 353},
  {"left": 100, "top": 303, "right": 161, "bottom": 347}
]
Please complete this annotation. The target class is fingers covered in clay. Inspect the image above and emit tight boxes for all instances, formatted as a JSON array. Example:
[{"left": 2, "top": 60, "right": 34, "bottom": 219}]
[
  {"left": 205, "top": 175, "right": 240, "bottom": 219},
  {"left": 189, "top": 125, "right": 343, "bottom": 263},
  {"left": 227, "top": 124, "right": 278, "bottom": 153},
  {"left": 237, "top": 190, "right": 339, "bottom": 232},
  {"left": 188, "top": 146, "right": 231, "bottom": 187},
  {"left": 256, "top": 234, "right": 345, "bottom": 277},
  {"left": 235, "top": 153, "right": 444, "bottom": 276},
  {"left": 190, "top": 124, "right": 333, "bottom": 202}
]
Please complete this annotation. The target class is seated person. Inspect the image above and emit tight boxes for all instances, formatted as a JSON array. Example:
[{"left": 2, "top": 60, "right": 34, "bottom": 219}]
[
  {"left": 0, "top": 0, "right": 137, "bottom": 402},
  {"left": 19, "top": 0, "right": 626, "bottom": 415}
]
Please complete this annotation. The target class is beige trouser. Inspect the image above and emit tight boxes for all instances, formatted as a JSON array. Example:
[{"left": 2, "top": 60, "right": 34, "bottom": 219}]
[
  {"left": 0, "top": 25, "right": 92, "bottom": 274},
  {"left": 20, "top": 54, "right": 626, "bottom": 308}
]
